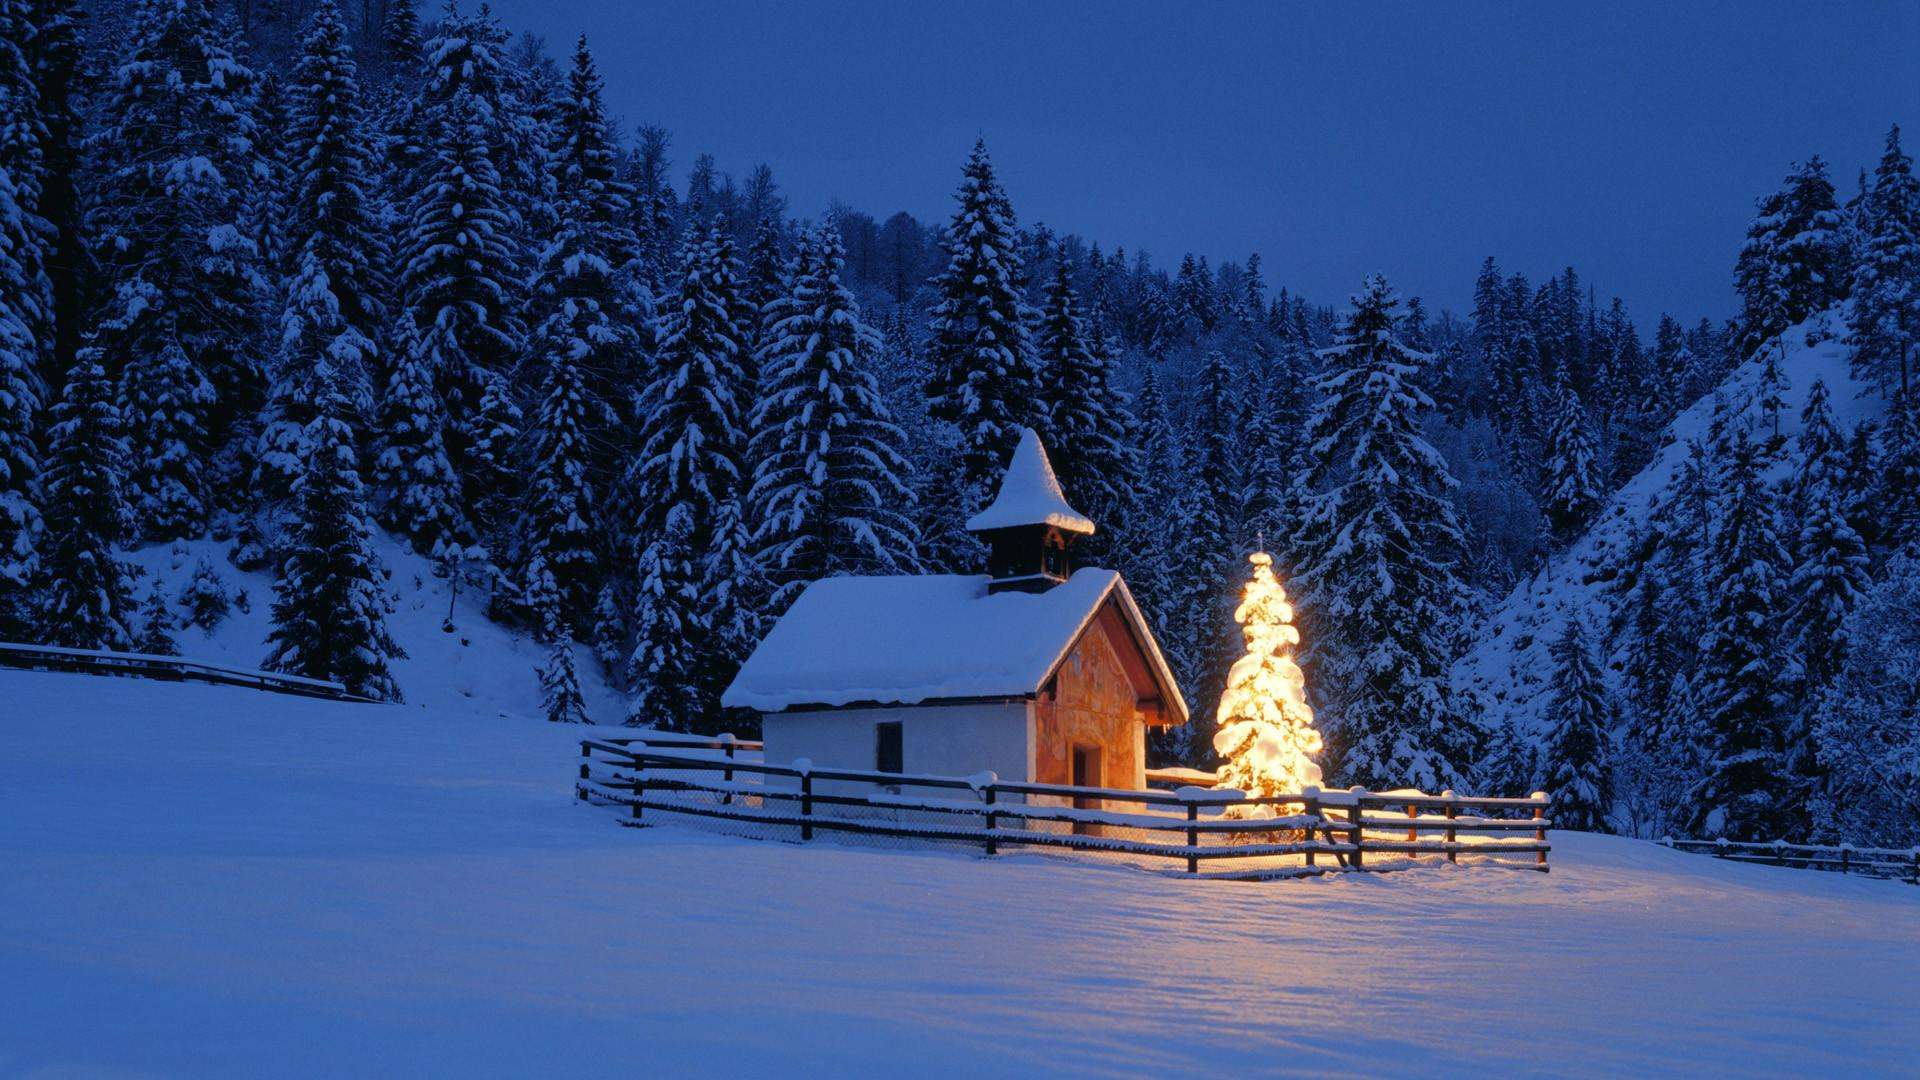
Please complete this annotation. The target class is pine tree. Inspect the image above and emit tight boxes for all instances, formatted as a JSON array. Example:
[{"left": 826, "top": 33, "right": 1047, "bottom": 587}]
[
  {"left": 0, "top": 162, "right": 40, "bottom": 626},
  {"left": 1735, "top": 156, "right": 1847, "bottom": 358},
  {"left": 924, "top": 140, "right": 1040, "bottom": 505},
  {"left": 1034, "top": 246, "right": 1137, "bottom": 546},
  {"left": 23, "top": 0, "right": 84, "bottom": 385},
  {"left": 1294, "top": 275, "right": 1475, "bottom": 792},
  {"left": 37, "top": 349, "right": 137, "bottom": 650},
  {"left": 748, "top": 223, "right": 918, "bottom": 610},
  {"left": 1478, "top": 716, "right": 1537, "bottom": 799},
  {"left": 625, "top": 227, "right": 752, "bottom": 728},
  {"left": 135, "top": 580, "right": 179, "bottom": 656},
  {"left": 1540, "top": 377, "right": 1602, "bottom": 544},
  {"left": 1211, "top": 551, "right": 1323, "bottom": 799},
  {"left": 520, "top": 336, "right": 599, "bottom": 620},
  {"left": 528, "top": 556, "right": 588, "bottom": 724},
  {"left": 1689, "top": 429, "right": 1792, "bottom": 838},
  {"left": 264, "top": 361, "right": 404, "bottom": 702},
  {"left": 1812, "top": 551, "right": 1920, "bottom": 847},
  {"left": 396, "top": 85, "right": 525, "bottom": 516},
  {"left": 1848, "top": 125, "right": 1920, "bottom": 399},
  {"left": 1542, "top": 620, "right": 1615, "bottom": 832},
  {"left": 371, "top": 318, "right": 465, "bottom": 556},
  {"left": 257, "top": 0, "right": 384, "bottom": 501},
  {"left": 1879, "top": 388, "right": 1920, "bottom": 551},
  {"left": 87, "top": 0, "right": 266, "bottom": 539}
]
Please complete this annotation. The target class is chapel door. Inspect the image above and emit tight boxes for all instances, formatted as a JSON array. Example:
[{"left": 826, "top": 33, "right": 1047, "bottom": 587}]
[{"left": 1071, "top": 745, "right": 1101, "bottom": 835}]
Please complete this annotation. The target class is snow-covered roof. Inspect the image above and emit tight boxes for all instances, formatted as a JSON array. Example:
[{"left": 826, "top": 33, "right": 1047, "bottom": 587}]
[
  {"left": 722, "top": 569, "right": 1185, "bottom": 720},
  {"left": 964, "top": 428, "right": 1095, "bottom": 535}
]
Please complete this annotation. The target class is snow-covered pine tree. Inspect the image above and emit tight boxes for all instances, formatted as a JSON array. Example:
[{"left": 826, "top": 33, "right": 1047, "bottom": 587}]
[
  {"left": 1540, "top": 377, "right": 1602, "bottom": 545},
  {"left": 516, "top": 36, "right": 638, "bottom": 623},
  {"left": 1542, "top": 619, "right": 1615, "bottom": 832},
  {"left": 1847, "top": 125, "right": 1920, "bottom": 400},
  {"left": 86, "top": 0, "right": 267, "bottom": 539},
  {"left": 395, "top": 85, "right": 526, "bottom": 519},
  {"left": 747, "top": 223, "right": 918, "bottom": 611},
  {"left": 924, "top": 140, "right": 1040, "bottom": 508},
  {"left": 257, "top": 0, "right": 385, "bottom": 501},
  {"left": 1294, "top": 275, "right": 1476, "bottom": 792},
  {"left": 371, "top": 317, "right": 465, "bottom": 556},
  {"left": 1211, "top": 551, "right": 1323, "bottom": 800},
  {"left": 1781, "top": 378, "right": 1870, "bottom": 810},
  {"left": 1034, "top": 246, "right": 1138, "bottom": 560},
  {"left": 135, "top": 580, "right": 179, "bottom": 656},
  {"left": 526, "top": 556, "right": 588, "bottom": 724},
  {"left": 0, "top": 162, "right": 41, "bottom": 629},
  {"left": 625, "top": 226, "right": 752, "bottom": 729},
  {"left": 0, "top": 0, "right": 51, "bottom": 384},
  {"left": 625, "top": 503, "right": 705, "bottom": 730},
  {"left": 1478, "top": 716, "right": 1538, "bottom": 799},
  {"left": 179, "top": 554, "right": 232, "bottom": 632},
  {"left": 1175, "top": 349, "right": 1248, "bottom": 735},
  {"left": 1688, "top": 428, "right": 1793, "bottom": 839},
  {"left": 1734, "top": 156, "right": 1847, "bottom": 359},
  {"left": 1812, "top": 550, "right": 1920, "bottom": 847},
  {"left": 264, "top": 360, "right": 404, "bottom": 702},
  {"left": 1877, "top": 388, "right": 1920, "bottom": 552},
  {"left": 22, "top": 0, "right": 84, "bottom": 383},
  {"left": 36, "top": 348, "right": 138, "bottom": 650}
]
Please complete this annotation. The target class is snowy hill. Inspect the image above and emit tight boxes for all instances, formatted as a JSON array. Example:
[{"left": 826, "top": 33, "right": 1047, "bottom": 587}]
[
  {"left": 4, "top": 668, "right": 1917, "bottom": 1075},
  {"left": 1452, "top": 314, "right": 1879, "bottom": 738},
  {"left": 119, "top": 531, "right": 627, "bottom": 722}
]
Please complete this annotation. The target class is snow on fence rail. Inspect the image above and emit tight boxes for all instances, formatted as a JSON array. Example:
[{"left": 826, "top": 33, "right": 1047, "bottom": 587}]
[
  {"left": 1662, "top": 836, "right": 1920, "bottom": 884},
  {"left": 576, "top": 734, "right": 1552, "bottom": 880},
  {"left": 0, "top": 641, "right": 375, "bottom": 703}
]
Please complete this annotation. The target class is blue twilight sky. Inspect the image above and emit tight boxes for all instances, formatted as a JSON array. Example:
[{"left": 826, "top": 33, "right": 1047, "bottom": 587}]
[{"left": 481, "top": 0, "right": 1920, "bottom": 322}]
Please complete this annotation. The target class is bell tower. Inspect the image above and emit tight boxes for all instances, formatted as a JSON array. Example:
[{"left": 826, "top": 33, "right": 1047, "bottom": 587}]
[{"left": 966, "top": 428, "right": 1096, "bottom": 594}]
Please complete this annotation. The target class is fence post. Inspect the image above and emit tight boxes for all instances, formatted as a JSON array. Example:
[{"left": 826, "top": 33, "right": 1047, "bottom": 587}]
[
  {"left": 801, "top": 770, "right": 814, "bottom": 841},
  {"left": 1443, "top": 791, "right": 1458, "bottom": 864},
  {"left": 1910, "top": 848, "right": 1918, "bottom": 886},
  {"left": 983, "top": 785, "right": 998, "bottom": 857},
  {"left": 631, "top": 764, "right": 645, "bottom": 823},
  {"left": 1774, "top": 838, "right": 1786, "bottom": 866},
  {"left": 1406, "top": 802, "right": 1418, "bottom": 843},
  {"left": 577, "top": 742, "right": 591, "bottom": 800},
  {"left": 1302, "top": 787, "right": 1319, "bottom": 869},
  {"left": 1348, "top": 787, "right": 1366, "bottom": 869},
  {"left": 1186, "top": 799, "right": 1199, "bottom": 875},
  {"left": 722, "top": 734, "right": 736, "bottom": 806},
  {"left": 1533, "top": 793, "right": 1548, "bottom": 869},
  {"left": 1840, "top": 844, "right": 1851, "bottom": 875}
]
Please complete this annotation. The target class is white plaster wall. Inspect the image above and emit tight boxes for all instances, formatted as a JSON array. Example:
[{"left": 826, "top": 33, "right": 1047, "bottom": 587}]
[{"left": 760, "top": 702, "right": 1035, "bottom": 798}]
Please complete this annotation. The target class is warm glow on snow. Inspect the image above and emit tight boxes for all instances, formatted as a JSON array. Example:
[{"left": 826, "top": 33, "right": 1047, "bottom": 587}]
[{"left": 1212, "top": 551, "right": 1324, "bottom": 801}]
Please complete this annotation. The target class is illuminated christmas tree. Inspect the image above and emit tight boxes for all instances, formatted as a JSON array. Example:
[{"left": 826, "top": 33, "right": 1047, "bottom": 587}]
[{"left": 1213, "top": 551, "right": 1324, "bottom": 799}]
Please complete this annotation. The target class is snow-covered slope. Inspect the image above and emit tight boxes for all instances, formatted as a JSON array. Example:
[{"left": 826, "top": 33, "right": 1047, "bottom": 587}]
[
  {"left": 121, "top": 531, "right": 626, "bottom": 722},
  {"left": 1453, "top": 317, "right": 1879, "bottom": 737},
  {"left": 5, "top": 669, "right": 1917, "bottom": 1075}
]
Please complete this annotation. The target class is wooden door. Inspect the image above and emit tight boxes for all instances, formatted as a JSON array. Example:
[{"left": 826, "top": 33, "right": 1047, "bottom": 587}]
[{"left": 1071, "top": 745, "right": 1101, "bottom": 835}]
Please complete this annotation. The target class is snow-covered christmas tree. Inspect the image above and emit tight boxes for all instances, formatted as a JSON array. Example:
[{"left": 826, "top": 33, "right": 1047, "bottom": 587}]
[{"left": 1212, "top": 551, "right": 1323, "bottom": 800}]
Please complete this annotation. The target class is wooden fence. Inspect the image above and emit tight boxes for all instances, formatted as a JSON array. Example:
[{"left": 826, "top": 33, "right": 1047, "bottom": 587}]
[
  {"left": 1663, "top": 836, "right": 1920, "bottom": 884},
  {"left": 0, "top": 641, "right": 373, "bottom": 703},
  {"left": 576, "top": 733, "right": 1551, "bottom": 880}
]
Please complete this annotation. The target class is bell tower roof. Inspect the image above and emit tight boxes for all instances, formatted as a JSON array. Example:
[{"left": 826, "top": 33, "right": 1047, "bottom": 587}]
[{"left": 965, "top": 428, "right": 1095, "bottom": 536}]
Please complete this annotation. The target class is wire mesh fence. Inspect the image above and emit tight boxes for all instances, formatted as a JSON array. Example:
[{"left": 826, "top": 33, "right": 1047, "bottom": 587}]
[{"left": 576, "top": 734, "right": 1552, "bottom": 879}]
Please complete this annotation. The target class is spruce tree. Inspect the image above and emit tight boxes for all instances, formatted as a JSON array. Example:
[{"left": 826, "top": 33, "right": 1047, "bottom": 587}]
[
  {"left": 520, "top": 337, "right": 599, "bottom": 621},
  {"left": 1294, "top": 275, "right": 1475, "bottom": 791},
  {"left": 528, "top": 556, "right": 588, "bottom": 724},
  {"left": 0, "top": 163, "right": 40, "bottom": 625},
  {"left": 257, "top": 0, "right": 384, "bottom": 501},
  {"left": 135, "top": 580, "right": 179, "bottom": 656},
  {"left": 1540, "top": 377, "right": 1602, "bottom": 544},
  {"left": 1812, "top": 551, "right": 1920, "bottom": 847},
  {"left": 1542, "top": 620, "right": 1615, "bottom": 832},
  {"left": 1734, "top": 156, "right": 1847, "bottom": 358},
  {"left": 371, "top": 318, "right": 465, "bottom": 555},
  {"left": 625, "top": 227, "right": 752, "bottom": 728},
  {"left": 87, "top": 0, "right": 266, "bottom": 539},
  {"left": 23, "top": 0, "right": 84, "bottom": 384},
  {"left": 1688, "top": 429, "right": 1792, "bottom": 838},
  {"left": 1034, "top": 247, "right": 1137, "bottom": 550},
  {"left": 264, "top": 361, "right": 404, "bottom": 702},
  {"left": 1848, "top": 125, "right": 1920, "bottom": 399},
  {"left": 748, "top": 223, "right": 918, "bottom": 610},
  {"left": 37, "top": 349, "right": 137, "bottom": 650},
  {"left": 924, "top": 140, "right": 1040, "bottom": 505}
]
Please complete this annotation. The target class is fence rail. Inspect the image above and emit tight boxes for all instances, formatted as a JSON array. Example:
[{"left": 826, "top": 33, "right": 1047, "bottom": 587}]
[
  {"left": 0, "top": 641, "right": 374, "bottom": 703},
  {"left": 576, "top": 734, "right": 1551, "bottom": 880},
  {"left": 1663, "top": 836, "right": 1920, "bottom": 884}
]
